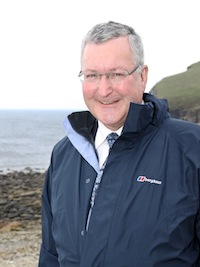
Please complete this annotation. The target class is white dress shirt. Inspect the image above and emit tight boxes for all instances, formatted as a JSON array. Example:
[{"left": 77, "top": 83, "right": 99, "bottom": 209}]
[{"left": 95, "top": 121, "right": 123, "bottom": 168}]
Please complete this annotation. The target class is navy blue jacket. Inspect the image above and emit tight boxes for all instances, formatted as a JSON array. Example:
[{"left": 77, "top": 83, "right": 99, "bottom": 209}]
[{"left": 38, "top": 93, "right": 200, "bottom": 266}]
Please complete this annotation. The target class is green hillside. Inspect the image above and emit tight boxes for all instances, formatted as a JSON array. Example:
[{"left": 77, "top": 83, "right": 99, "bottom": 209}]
[{"left": 152, "top": 61, "right": 200, "bottom": 110}]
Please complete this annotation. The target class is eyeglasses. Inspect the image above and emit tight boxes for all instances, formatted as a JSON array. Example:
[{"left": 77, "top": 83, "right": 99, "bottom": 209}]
[{"left": 78, "top": 64, "right": 141, "bottom": 83}]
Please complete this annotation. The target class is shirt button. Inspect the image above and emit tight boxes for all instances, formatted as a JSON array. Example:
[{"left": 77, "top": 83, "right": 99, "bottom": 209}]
[
  {"left": 85, "top": 178, "right": 90, "bottom": 184},
  {"left": 81, "top": 230, "right": 85, "bottom": 236}
]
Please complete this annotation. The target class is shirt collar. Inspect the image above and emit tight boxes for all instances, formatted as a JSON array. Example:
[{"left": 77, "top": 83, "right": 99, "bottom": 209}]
[{"left": 95, "top": 121, "right": 123, "bottom": 149}]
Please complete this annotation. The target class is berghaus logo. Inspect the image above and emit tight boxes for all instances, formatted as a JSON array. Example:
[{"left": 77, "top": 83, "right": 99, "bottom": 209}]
[{"left": 137, "top": 176, "right": 162, "bottom": 185}]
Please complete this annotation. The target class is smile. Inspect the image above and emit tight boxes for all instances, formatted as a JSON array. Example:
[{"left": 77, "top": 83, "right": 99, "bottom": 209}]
[{"left": 100, "top": 100, "right": 119, "bottom": 105}]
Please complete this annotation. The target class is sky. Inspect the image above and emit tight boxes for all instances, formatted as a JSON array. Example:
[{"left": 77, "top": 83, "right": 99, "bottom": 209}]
[{"left": 0, "top": 0, "right": 200, "bottom": 110}]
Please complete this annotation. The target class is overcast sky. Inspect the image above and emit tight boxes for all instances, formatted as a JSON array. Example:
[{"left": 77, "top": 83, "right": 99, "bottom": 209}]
[{"left": 0, "top": 0, "right": 200, "bottom": 110}]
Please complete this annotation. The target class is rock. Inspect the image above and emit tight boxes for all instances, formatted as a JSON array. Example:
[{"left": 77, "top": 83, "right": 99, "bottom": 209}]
[
  {"left": 0, "top": 221, "right": 22, "bottom": 232},
  {"left": 0, "top": 168, "right": 45, "bottom": 227}
]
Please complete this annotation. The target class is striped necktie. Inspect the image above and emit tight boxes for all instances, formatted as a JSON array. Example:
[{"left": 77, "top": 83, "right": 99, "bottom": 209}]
[{"left": 86, "top": 132, "right": 119, "bottom": 230}]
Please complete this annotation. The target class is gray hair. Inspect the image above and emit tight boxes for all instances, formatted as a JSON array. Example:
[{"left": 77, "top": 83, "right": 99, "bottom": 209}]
[{"left": 81, "top": 21, "right": 144, "bottom": 68}]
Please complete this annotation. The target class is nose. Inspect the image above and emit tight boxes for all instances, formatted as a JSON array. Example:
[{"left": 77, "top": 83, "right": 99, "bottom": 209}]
[{"left": 97, "top": 75, "right": 113, "bottom": 96}]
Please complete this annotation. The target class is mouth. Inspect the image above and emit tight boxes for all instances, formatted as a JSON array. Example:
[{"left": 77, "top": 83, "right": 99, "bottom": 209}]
[{"left": 99, "top": 99, "right": 120, "bottom": 105}]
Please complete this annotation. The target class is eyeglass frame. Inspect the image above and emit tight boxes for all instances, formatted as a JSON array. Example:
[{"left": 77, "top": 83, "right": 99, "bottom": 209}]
[{"left": 78, "top": 63, "right": 141, "bottom": 83}]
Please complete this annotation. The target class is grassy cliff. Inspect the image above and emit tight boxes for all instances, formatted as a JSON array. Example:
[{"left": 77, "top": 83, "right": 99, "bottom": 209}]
[{"left": 151, "top": 61, "right": 200, "bottom": 122}]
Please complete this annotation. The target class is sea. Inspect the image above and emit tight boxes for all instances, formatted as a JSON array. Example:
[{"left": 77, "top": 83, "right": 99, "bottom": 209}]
[{"left": 0, "top": 109, "right": 78, "bottom": 173}]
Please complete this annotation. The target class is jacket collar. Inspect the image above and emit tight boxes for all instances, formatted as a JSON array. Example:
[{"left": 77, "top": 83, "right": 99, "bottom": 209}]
[
  {"left": 65, "top": 93, "right": 169, "bottom": 140},
  {"left": 64, "top": 94, "right": 169, "bottom": 173},
  {"left": 122, "top": 93, "right": 169, "bottom": 134}
]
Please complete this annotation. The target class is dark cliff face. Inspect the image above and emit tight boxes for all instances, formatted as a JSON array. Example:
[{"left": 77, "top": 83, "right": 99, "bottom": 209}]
[
  {"left": 169, "top": 106, "right": 200, "bottom": 123},
  {"left": 151, "top": 61, "right": 200, "bottom": 123}
]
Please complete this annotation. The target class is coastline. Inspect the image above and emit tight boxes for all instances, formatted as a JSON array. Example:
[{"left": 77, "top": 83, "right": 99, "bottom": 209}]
[
  {"left": 0, "top": 166, "right": 47, "bottom": 175},
  {"left": 0, "top": 168, "right": 45, "bottom": 267}
]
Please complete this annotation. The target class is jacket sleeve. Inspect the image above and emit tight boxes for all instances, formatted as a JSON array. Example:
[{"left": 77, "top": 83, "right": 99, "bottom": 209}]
[{"left": 38, "top": 162, "right": 59, "bottom": 267}]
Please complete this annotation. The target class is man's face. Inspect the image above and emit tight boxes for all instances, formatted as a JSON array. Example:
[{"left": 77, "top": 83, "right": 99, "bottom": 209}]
[{"left": 81, "top": 36, "right": 148, "bottom": 130}]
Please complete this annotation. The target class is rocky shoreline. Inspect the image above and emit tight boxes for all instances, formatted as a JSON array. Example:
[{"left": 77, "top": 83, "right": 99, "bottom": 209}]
[{"left": 0, "top": 168, "right": 45, "bottom": 267}]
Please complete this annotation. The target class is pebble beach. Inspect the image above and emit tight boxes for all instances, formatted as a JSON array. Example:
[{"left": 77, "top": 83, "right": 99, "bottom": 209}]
[{"left": 0, "top": 168, "right": 45, "bottom": 267}]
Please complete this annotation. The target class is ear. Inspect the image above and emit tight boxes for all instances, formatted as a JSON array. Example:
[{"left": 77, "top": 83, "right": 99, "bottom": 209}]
[{"left": 140, "top": 65, "right": 148, "bottom": 90}]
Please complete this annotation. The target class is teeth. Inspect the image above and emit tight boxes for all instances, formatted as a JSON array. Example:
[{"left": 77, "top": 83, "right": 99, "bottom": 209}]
[{"left": 101, "top": 101, "right": 114, "bottom": 104}]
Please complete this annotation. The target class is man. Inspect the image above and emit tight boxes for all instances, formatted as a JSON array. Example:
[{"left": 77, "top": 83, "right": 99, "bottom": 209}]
[{"left": 38, "top": 21, "right": 200, "bottom": 266}]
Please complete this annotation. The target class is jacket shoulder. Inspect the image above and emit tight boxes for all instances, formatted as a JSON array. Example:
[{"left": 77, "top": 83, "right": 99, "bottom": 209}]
[
  {"left": 164, "top": 118, "right": 200, "bottom": 136},
  {"left": 162, "top": 118, "right": 200, "bottom": 152},
  {"left": 53, "top": 135, "right": 70, "bottom": 156}
]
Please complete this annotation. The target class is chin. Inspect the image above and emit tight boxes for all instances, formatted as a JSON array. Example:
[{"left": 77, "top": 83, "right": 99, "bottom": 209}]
[{"left": 101, "top": 115, "right": 124, "bottom": 129}]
